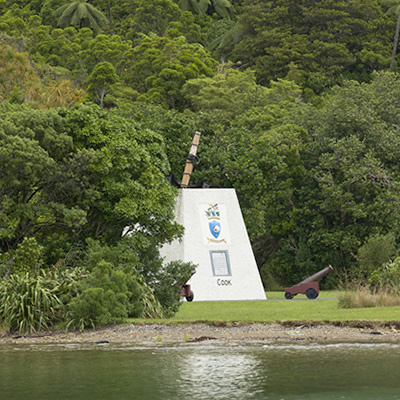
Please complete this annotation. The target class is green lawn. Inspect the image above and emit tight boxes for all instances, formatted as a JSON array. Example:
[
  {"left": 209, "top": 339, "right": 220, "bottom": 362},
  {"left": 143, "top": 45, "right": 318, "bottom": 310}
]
[{"left": 128, "top": 291, "right": 400, "bottom": 324}]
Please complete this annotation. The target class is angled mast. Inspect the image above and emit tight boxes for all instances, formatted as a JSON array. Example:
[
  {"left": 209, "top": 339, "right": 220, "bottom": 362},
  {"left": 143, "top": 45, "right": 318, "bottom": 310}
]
[{"left": 181, "top": 131, "right": 201, "bottom": 188}]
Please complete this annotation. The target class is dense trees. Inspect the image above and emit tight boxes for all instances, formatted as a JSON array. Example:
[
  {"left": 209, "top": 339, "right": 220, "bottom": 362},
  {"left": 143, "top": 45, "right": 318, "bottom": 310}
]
[
  {"left": 0, "top": 44, "right": 41, "bottom": 103},
  {"left": 0, "top": 102, "right": 195, "bottom": 330},
  {"left": 233, "top": 0, "right": 393, "bottom": 91},
  {"left": 125, "top": 35, "right": 218, "bottom": 109},
  {"left": 2, "top": 0, "right": 400, "bottom": 330},
  {"left": 382, "top": 0, "right": 400, "bottom": 71},
  {"left": 0, "top": 102, "right": 183, "bottom": 252},
  {"left": 247, "top": 72, "right": 400, "bottom": 284}
]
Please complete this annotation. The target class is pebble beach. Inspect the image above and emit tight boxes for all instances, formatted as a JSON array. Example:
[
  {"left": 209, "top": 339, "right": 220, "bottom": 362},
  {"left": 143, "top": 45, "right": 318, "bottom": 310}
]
[{"left": 2, "top": 321, "right": 400, "bottom": 345}]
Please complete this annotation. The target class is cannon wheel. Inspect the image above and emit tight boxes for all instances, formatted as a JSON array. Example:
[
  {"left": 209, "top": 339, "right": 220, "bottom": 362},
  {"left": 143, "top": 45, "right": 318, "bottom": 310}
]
[
  {"left": 306, "top": 288, "right": 318, "bottom": 299},
  {"left": 186, "top": 290, "right": 194, "bottom": 302},
  {"left": 285, "top": 292, "right": 293, "bottom": 300}
]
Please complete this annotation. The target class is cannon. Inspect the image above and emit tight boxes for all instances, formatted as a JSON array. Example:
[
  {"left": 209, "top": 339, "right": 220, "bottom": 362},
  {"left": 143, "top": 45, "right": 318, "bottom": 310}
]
[
  {"left": 284, "top": 265, "right": 333, "bottom": 299},
  {"left": 179, "top": 284, "right": 194, "bottom": 302}
]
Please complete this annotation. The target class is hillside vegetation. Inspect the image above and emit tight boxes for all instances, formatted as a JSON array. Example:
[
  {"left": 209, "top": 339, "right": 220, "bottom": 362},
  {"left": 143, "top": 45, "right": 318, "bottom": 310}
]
[{"left": 2, "top": 0, "right": 400, "bottom": 332}]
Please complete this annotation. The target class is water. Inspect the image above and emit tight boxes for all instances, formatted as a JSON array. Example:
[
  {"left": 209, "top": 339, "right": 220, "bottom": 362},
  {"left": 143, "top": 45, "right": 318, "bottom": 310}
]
[{"left": 1, "top": 341, "right": 400, "bottom": 400}]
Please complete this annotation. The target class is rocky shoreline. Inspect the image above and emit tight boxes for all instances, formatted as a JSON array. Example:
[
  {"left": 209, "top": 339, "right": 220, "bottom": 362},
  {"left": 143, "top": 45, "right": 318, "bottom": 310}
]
[{"left": 2, "top": 321, "right": 400, "bottom": 345}]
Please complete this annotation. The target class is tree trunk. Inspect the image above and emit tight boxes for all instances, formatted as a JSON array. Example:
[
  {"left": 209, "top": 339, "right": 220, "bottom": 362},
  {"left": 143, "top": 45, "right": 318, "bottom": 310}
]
[
  {"left": 390, "top": 11, "right": 400, "bottom": 72},
  {"left": 107, "top": 1, "right": 113, "bottom": 32},
  {"left": 17, "top": 36, "right": 23, "bottom": 52},
  {"left": 98, "top": 87, "right": 106, "bottom": 109}
]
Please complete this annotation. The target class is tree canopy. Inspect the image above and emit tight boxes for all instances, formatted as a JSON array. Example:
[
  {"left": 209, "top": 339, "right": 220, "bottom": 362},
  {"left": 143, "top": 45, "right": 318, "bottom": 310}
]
[{"left": 2, "top": 0, "right": 400, "bottom": 330}]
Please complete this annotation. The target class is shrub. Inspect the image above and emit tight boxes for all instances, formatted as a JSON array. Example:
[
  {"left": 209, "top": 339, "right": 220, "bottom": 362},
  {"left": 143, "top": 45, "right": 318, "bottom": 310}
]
[
  {"left": 13, "top": 237, "right": 44, "bottom": 274},
  {"left": 66, "top": 260, "right": 166, "bottom": 330},
  {"left": 0, "top": 272, "right": 62, "bottom": 333},
  {"left": 368, "top": 257, "right": 400, "bottom": 291},
  {"left": 152, "top": 260, "right": 197, "bottom": 317},
  {"left": 67, "top": 261, "right": 132, "bottom": 330},
  {"left": 357, "top": 233, "right": 396, "bottom": 275},
  {"left": 81, "top": 239, "right": 196, "bottom": 320}
]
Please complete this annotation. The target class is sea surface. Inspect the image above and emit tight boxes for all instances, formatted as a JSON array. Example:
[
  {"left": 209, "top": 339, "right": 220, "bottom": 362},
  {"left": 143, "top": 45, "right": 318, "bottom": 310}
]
[{"left": 1, "top": 341, "right": 400, "bottom": 399}]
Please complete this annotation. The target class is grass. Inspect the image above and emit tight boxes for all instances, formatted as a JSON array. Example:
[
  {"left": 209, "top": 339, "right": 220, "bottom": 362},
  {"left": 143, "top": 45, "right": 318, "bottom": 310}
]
[
  {"left": 127, "top": 290, "right": 400, "bottom": 324},
  {"left": 338, "top": 286, "right": 400, "bottom": 309}
]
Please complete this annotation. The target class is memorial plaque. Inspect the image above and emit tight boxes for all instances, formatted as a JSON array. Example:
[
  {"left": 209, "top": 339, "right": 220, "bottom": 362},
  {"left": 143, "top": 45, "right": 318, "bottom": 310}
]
[{"left": 210, "top": 250, "right": 231, "bottom": 276}]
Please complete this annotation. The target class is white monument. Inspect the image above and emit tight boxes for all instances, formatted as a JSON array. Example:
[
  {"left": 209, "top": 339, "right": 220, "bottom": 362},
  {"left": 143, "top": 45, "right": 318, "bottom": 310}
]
[{"left": 161, "top": 188, "right": 266, "bottom": 301}]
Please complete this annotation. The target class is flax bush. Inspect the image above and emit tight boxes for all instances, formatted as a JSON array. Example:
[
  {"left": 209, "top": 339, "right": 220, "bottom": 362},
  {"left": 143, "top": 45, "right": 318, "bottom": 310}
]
[{"left": 0, "top": 272, "right": 62, "bottom": 333}]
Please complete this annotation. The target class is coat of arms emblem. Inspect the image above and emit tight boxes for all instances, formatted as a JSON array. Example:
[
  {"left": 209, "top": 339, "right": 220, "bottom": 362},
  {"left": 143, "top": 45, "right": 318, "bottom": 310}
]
[
  {"left": 209, "top": 219, "right": 221, "bottom": 239},
  {"left": 206, "top": 204, "right": 221, "bottom": 239}
]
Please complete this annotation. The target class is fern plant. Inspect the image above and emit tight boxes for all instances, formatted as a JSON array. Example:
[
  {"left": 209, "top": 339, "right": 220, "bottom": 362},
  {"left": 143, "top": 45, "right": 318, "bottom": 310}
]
[{"left": 180, "top": 0, "right": 235, "bottom": 18}]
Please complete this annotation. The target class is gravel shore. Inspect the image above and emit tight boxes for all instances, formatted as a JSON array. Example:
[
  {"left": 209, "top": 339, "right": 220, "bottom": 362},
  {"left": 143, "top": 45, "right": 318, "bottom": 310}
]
[{"left": 2, "top": 321, "right": 400, "bottom": 345}]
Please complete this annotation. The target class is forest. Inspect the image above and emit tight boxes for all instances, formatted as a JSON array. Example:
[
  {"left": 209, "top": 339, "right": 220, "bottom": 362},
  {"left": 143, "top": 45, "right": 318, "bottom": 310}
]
[{"left": 1, "top": 0, "right": 400, "bottom": 332}]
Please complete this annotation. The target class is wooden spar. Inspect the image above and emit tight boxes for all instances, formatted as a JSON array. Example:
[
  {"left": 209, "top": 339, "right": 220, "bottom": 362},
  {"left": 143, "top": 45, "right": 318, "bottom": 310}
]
[{"left": 181, "top": 131, "right": 201, "bottom": 188}]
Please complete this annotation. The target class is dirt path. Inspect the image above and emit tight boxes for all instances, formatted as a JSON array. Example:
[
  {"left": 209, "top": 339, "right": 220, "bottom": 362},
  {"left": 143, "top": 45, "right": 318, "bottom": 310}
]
[{"left": 2, "top": 321, "right": 400, "bottom": 345}]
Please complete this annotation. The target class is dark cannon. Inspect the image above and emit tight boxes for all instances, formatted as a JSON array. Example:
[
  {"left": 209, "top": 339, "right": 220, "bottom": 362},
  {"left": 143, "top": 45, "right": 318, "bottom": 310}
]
[
  {"left": 179, "top": 284, "right": 194, "bottom": 302},
  {"left": 284, "top": 265, "right": 333, "bottom": 299}
]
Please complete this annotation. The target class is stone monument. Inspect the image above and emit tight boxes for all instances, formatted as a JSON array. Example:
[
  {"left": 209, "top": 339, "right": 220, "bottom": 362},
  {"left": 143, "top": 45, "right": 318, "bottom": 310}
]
[{"left": 161, "top": 132, "right": 266, "bottom": 301}]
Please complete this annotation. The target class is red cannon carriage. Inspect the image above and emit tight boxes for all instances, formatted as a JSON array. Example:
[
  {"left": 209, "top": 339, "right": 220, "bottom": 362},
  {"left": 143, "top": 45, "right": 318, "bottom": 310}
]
[{"left": 284, "top": 265, "right": 333, "bottom": 299}]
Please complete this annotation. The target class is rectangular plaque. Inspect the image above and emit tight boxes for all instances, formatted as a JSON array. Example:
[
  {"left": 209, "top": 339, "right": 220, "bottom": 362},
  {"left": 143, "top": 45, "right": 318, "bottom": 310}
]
[{"left": 210, "top": 250, "right": 231, "bottom": 276}]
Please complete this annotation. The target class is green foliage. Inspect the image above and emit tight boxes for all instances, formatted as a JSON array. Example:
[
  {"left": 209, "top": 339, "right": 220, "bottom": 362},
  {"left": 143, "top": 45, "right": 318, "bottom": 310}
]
[
  {"left": 357, "top": 233, "right": 397, "bottom": 275},
  {"left": 66, "top": 240, "right": 195, "bottom": 328},
  {"left": 0, "top": 102, "right": 83, "bottom": 254},
  {"left": 180, "top": 0, "right": 235, "bottom": 18},
  {"left": 0, "top": 99, "right": 182, "bottom": 309},
  {"left": 53, "top": 0, "right": 108, "bottom": 32},
  {"left": 182, "top": 68, "right": 275, "bottom": 116},
  {"left": 0, "top": 44, "right": 43, "bottom": 104},
  {"left": 203, "top": 19, "right": 239, "bottom": 60},
  {"left": 267, "top": 72, "right": 400, "bottom": 283},
  {"left": 68, "top": 238, "right": 191, "bottom": 324},
  {"left": 87, "top": 61, "right": 119, "bottom": 108},
  {"left": 0, "top": 272, "right": 62, "bottom": 333},
  {"left": 382, "top": 0, "right": 400, "bottom": 16},
  {"left": 12, "top": 237, "right": 44, "bottom": 274},
  {"left": 118, "top": 102, "right": 197, "bottom": 180},
  {"left": 382, "top": 0, "right": 400, "bottom": 71},
  {"left": 152, "top": 260, "right": 197, "bottom": 317},
  {"left": 119, "top": 0, "right": 201, "bottom": 43},
  {"left": 67, "top": 260, "right": 149, "bottom": 330},
  {"left": 369, "top": 257, "right": 400, "bottom": 290},
  {"left": 78, "top": 33, "right": 133, "bottom": 77},
  {"left": 125, "top": 35, "right": 218, "bottom": 109},
  {"left": 233, "top": 0, "right": 392, "bottom": 89},
  {"left": 3, "top": 0, "right": 400, "bottom": 309}
]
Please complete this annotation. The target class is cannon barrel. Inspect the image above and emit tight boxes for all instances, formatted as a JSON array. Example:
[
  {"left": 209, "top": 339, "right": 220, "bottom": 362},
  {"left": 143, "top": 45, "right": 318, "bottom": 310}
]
[{"left": 299, "top": 265, "right": 333, "bottom": 284}]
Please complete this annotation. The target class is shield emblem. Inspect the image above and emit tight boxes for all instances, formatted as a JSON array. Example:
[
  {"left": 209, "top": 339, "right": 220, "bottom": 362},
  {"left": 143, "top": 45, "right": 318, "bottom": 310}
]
[{"left": 209, "top": 220, "right": 221, "bottom": 239}]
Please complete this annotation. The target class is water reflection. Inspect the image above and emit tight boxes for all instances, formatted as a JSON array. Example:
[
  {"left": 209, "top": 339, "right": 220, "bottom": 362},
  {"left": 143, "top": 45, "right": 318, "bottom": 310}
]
[
  {"left": 1, "top": 342, "right": 400, "bottom": 400},
  {"left": 175, "top": 346, "right": 262, "bottom": 399}
]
